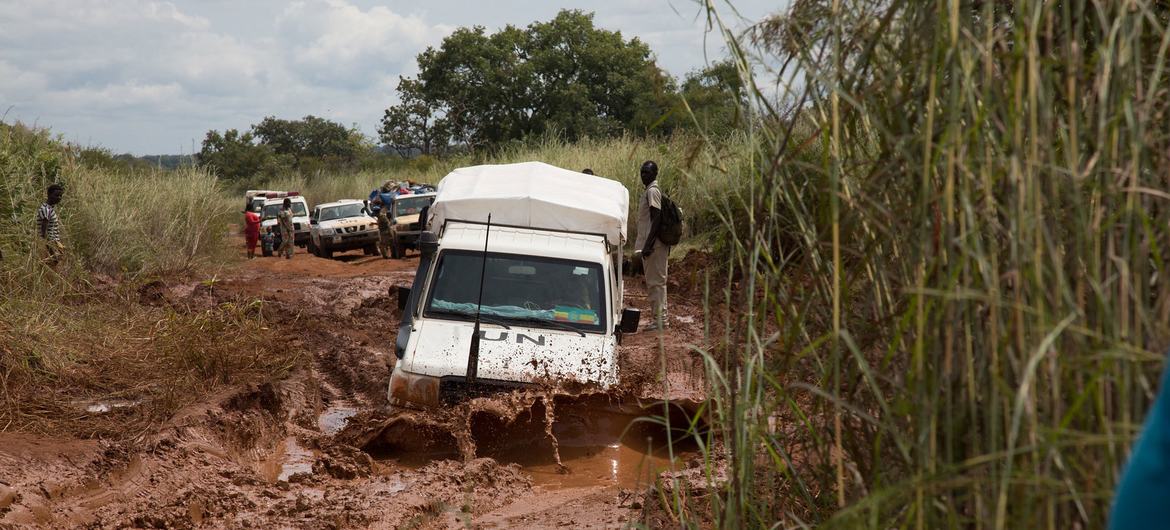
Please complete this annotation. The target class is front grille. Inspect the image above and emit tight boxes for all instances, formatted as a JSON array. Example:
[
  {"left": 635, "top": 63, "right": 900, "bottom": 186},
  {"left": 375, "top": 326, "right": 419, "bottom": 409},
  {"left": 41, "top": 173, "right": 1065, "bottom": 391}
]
[
  {"left": 293, "top": 223, "right": 302, "bottom": 230},
  {"left": 439, "top": 377, "right": 531, "bottom": 405}
]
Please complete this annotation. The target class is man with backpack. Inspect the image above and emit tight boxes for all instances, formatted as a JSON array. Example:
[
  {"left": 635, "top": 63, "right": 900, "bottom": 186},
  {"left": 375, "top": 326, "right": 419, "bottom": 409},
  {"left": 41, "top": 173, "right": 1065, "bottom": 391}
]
[{"left": 635, "top": 160, "right": 682, "bottom": 331}]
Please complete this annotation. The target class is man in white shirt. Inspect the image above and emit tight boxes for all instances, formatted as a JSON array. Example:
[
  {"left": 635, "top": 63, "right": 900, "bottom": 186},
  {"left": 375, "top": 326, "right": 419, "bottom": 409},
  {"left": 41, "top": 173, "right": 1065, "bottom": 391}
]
[
  {"left": 37, "top": 184, "right": 65, "bottom": 267},
  {"left": 635, "top": 160, "right": 669, "bottom": 330}
]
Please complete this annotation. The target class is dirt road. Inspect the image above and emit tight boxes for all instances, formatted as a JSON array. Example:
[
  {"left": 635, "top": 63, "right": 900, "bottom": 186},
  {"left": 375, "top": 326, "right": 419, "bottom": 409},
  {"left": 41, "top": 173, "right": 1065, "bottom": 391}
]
[{"left": 0, "top": 246, "right": 710, "bottom": 528}]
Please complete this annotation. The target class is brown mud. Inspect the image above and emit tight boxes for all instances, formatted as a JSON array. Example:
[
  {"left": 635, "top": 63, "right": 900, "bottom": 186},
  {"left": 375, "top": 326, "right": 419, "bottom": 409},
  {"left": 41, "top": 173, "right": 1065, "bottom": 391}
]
[{"left": 0, "top": 244, "right": 713, "bottom": 528}]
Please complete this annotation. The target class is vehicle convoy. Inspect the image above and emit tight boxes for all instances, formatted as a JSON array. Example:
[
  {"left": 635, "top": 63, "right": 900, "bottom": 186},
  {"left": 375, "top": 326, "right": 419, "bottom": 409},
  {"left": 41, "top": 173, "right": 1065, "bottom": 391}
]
[
  {"left": 307, "top": 200, "right": 379, "bottom": 259},
  {"left": 384, "top": 192, "right": 437, "bottom": 258},
  {"left": 389, "top": 162, "right": 641, "bottom": 409},
  {"left": 260, "top": 193, "right": 310, "bottom": 247}
]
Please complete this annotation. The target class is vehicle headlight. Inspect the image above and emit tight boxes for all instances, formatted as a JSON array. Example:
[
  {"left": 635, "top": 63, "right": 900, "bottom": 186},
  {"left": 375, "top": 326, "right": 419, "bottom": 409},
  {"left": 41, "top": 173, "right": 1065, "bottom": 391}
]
[{"left": 320, "top": 228, "right": 333, "bottom": 236}]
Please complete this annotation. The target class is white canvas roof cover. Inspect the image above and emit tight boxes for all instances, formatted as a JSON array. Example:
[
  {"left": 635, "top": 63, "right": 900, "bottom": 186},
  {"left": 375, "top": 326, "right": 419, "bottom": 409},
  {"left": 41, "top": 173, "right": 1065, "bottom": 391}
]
[{"left": 428, "top": 161, "right": 629, "bottom": 243}]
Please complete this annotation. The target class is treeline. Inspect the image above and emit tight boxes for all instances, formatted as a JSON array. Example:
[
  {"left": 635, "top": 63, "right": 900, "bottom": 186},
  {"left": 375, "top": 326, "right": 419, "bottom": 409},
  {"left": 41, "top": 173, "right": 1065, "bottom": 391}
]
[
  {"left": 380, "top": 10, "right": 743, "bottom": 155},
  {"left": 196, "top": 115, "right": 392, "bottom": 182},
  {"left": 196, "top": 9, "right": 743, "bottom": 182}
]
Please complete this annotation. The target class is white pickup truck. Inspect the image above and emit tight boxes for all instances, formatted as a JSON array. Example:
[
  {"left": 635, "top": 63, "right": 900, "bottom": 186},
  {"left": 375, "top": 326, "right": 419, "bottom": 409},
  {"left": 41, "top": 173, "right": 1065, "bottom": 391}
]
[
  {"left": 260, "top": 194, "right": 310, "bottom": 247},
  {"left": 389, "top": 162, "right": 642, "bottom": 409},
  {"left": 308, "top": 199, "right": 379, "bottom": 259}
]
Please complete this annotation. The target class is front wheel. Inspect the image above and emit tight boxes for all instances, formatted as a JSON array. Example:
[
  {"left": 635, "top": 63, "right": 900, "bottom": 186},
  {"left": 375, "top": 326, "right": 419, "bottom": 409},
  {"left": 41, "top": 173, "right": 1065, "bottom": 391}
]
[
  {"left": 308, "top": 238, "right": 318, "bottom": 256},
  {"left": 390, "top": 238, "right": 404, "bottom": 259}
]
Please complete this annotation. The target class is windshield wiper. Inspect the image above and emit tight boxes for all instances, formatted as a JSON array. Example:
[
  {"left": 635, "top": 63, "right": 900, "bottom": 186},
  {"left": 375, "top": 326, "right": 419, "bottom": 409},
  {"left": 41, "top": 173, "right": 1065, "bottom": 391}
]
[
  {"left": 428, "top": 309, "right": 511, "bottom": 329},
  {"left": 505, "top": 316, "right": 586, "bottom": 337}
]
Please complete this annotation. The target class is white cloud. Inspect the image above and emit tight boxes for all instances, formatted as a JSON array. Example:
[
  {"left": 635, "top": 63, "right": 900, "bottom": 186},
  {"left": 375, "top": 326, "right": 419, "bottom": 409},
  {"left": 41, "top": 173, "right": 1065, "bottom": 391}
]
[
  {"left": 0, "top": 0, "right": 781, "bottom": 154},
  {"left": 276, "top": 0, "right": 453, "bottom": 88}
]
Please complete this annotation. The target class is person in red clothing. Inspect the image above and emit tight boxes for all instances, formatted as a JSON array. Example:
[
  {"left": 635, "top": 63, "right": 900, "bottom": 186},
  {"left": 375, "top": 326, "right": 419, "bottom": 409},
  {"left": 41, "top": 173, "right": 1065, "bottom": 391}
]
[{"left": 243, "top": 206, "right": 262, "bottom": 259}]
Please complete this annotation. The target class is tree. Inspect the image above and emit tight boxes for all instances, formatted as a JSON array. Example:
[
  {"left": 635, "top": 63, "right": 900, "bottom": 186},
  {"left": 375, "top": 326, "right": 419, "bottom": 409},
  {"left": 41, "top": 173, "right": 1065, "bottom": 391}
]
[
  {"left": 197, "top": 129, "right": 274, "bottom": 181},
  {"left": 382, "top": 10, "right": 675, "bottom": 151},
  {"left": 677, "top": 60, "right": 746, "bottom": 136},
  {"left": 252, "top": 115, "right": 361, "bottom": 169},
  {"left": 379, "top": 77, "right": 451, "bottom": 157}
]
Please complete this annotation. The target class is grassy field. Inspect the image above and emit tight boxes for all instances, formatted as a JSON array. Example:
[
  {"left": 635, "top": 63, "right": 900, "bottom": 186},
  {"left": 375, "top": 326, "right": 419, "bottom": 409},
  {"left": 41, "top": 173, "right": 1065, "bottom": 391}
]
[{"left": 0, "top": 123, "right": 295, "bottom": 438}]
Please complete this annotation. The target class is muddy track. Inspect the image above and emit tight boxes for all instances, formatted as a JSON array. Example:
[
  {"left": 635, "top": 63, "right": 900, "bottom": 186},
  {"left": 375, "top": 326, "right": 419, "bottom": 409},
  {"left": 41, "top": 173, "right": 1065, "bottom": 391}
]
[{"left": 0, "top": 249, "right": 711, "bottom": 529}]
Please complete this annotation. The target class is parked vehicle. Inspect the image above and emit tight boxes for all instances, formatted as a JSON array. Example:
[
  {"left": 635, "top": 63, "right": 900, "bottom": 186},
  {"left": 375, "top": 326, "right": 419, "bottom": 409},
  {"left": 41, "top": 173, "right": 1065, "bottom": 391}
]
[
  {"left": 389, "top": 162, "right": 641, "bottom": 409},
  {"left": 244, "top": 189, "right": 280, "bottom": 212},
  {"left": 260, "top": 193, "right": 310, "bottom": 247},
  {"left": 385, "top": 192, "right": 437, "bottom": 259},
  {"left": 308, "top": 200, "right": 379, "bottom": 259}
]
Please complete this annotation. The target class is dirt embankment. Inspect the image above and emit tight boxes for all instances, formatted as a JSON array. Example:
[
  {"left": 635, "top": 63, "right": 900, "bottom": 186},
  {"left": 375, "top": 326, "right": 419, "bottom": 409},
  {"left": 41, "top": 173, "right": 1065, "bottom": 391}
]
[{"left": 0, "top": 248, "right": 714, "bottom": 528}]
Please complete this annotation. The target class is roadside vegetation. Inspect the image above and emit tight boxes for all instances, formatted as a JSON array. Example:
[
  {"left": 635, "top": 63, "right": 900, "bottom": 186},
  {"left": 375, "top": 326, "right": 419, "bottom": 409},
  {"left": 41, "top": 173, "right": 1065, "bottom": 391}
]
[
  {"left": 670, "top": 0, "right": 1170, "bottom": 528},
  {"left": 0, "top": 122, "right": 297, "bottom": 438}
]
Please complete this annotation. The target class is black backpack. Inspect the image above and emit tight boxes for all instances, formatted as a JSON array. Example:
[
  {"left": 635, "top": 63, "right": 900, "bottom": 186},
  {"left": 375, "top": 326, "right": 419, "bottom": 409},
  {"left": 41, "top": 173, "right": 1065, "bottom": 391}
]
[{"left": 657, "top": 191, "right": 683, "bottom": 246}]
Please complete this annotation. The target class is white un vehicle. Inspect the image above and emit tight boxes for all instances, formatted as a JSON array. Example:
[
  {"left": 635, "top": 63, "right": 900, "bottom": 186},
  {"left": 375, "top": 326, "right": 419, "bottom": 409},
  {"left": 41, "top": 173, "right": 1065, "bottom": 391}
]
[
  {"left": 389, "top": 162, "right": 642, "bottom": 408},
  {"left": 308, "top": 199, "right": 379, "bottom": 259},
  {"left": 260, "top": 193, "right": 311, "bottom": 247}
]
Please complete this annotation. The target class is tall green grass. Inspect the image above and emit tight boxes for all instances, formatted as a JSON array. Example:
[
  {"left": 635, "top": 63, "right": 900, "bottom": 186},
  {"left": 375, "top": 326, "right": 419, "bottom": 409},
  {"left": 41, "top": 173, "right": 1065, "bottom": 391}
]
[
  {"left": 1, "top": 123, "right": 292, "bottom": 439},
  {"left": 1, "top": 122, "right": 236, "bottom": 282},
  {"left": 668, "top": 0, "right": 1170, "bottom": 528}
]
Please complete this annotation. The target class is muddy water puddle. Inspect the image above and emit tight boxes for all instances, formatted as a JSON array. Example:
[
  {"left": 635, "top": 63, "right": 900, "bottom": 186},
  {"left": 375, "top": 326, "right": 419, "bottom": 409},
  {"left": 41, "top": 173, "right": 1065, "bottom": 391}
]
[
  {"left": 260, "top": 437, "right": 320, "bottom": 482},
  {"left": 318, "top": 403, "right": 358, "bottom": 435},
  {"left": 368, "top": 400, "right": 700, "bottom": 490}
]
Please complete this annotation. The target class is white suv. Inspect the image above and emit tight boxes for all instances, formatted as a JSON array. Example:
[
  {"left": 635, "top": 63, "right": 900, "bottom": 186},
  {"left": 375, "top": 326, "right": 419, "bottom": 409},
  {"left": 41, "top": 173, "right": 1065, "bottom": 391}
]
[
  {"left": 308, "top": 200, "right": 379, "bottom": 259},
  {"left": 260, "top": 195, "right": 311, "bottom": 247}
]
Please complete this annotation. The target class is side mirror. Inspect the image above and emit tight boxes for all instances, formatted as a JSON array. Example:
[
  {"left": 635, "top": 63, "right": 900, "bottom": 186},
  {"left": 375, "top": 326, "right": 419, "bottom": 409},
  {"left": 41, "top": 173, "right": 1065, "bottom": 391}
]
[
  {"left": 418, "top": 231, "right": 439, "bottom": 258},
  {"left": 396, "top": 286, "right": 411, "bottom": 312},
  {"left": 619, "top": 308, "right": 640, "bottom": 334}
]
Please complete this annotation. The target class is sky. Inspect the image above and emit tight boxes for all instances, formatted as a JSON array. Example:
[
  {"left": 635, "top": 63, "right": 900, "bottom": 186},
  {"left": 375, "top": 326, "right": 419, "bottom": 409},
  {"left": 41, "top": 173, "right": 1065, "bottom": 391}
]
[{"left": 0, "top": 0, "right": 780, "bottom": 156}]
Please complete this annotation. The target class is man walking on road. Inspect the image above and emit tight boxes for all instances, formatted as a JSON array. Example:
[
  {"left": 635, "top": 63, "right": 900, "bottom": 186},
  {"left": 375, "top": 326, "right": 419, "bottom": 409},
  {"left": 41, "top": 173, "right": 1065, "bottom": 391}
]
[
  {"left": 277, "top": 198, "right": 295, "bottom": 259},
  {"left": 635, "top": 160, "right": 669, "bottom": 330},
  {"left": 37, "top": 183, "right": 65, "bottom": 267}
]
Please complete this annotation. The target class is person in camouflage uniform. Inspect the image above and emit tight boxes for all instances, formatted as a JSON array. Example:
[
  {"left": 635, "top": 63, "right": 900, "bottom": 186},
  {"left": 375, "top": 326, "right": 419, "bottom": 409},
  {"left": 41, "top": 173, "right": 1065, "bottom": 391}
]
[
  {"left": 277, "top": 198, "right": 295, "bottom": 259},
  {"left": 373, "top": 181, "right": 396, "bottom": 259},
  {"left": 373, "top": 195, "right": 392, "bottom": 259}
]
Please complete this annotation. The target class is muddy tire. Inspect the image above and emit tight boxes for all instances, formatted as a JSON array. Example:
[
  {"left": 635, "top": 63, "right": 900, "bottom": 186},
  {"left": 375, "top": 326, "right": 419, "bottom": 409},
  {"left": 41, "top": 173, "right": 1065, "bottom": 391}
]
[
  {"left": 390, "top": 239, "right": 404, "bottom": 259},
  {"left": 321, "top": 246, "right": 333, "bottom": 260},
  {"left": 363, "top": 244, "right": 378, "bottom": 256},
  {"left": 308, "top": 238, "right": 318, "bottom": 256}
]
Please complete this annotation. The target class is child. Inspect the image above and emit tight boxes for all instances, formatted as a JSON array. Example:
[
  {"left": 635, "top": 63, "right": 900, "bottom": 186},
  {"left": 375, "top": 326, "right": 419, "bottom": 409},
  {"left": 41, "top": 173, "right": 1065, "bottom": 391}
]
[{"left": 261, "top": 227, "right": 275, "bottom": 257}]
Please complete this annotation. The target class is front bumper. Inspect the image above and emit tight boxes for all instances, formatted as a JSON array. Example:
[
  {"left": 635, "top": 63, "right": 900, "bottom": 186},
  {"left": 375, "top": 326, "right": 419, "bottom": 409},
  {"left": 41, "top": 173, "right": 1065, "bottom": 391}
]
[
  {"left": 394, "top": 227, "right": 424, "bottom": 247},
  {"left": 320, "top": 230, "right": 378, "bottom": 251},
  {"left": 389, "top": 367, "right": 531, "bottom": 409}
]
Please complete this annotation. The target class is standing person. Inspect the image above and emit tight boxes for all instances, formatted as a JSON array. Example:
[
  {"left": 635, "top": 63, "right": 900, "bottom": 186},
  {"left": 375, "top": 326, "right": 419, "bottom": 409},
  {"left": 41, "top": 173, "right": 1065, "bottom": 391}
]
[
  {"left": 37, "top": 183, "right": 65, "bottom": 267},
  {"left": 261, "top": 228, "right": 275, "bottom": 257},
  {"left": 635, "top": 160, "right": 669, "bottom": 330},
  {"left": 243, "top": 206, "right": 262, "bottom": 259},
  {"left": 277, "top": 198, "right": 295, "bottom": 259},
  {"left": 374, "top": 195, "right": 393, "bottom": 259}
]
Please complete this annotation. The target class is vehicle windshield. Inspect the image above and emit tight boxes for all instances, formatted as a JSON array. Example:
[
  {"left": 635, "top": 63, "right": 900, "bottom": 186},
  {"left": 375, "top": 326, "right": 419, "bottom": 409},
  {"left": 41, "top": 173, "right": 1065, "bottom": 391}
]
[
  {"left": 424, "top": 250, "right": 606, "bottom": 333},
  {"left": 263, "top": 202, "right": 308, "bottom": 220},
  {"left": 319, "top": 203, "right": 367, "bottom": 221},
  {"left": 393, "top": 196, "right": 434, "bottom": 217}
]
